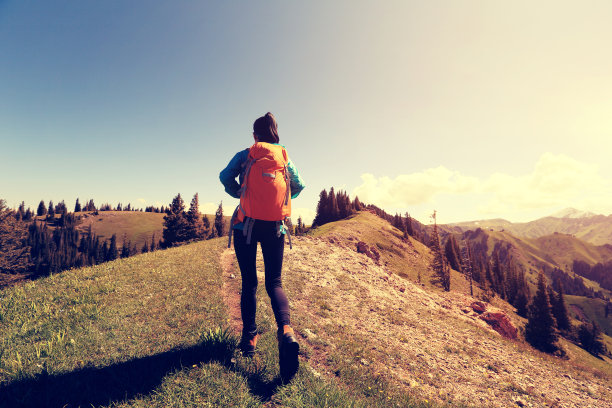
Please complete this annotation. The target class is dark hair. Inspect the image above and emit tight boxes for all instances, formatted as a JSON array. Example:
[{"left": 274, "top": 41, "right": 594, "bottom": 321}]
[{"left": 253, "top": 112, "right": 279, "bottom": 143}]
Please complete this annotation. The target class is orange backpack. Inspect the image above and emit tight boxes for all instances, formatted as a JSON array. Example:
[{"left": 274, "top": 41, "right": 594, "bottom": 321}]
[{"left": 228, "top": 142, "right": 292, "bottom": 247}]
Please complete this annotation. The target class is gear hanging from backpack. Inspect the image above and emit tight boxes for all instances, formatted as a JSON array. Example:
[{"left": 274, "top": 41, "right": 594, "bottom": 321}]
[{"left": 228, "top": 142, "right": 293, "bottom": 249}]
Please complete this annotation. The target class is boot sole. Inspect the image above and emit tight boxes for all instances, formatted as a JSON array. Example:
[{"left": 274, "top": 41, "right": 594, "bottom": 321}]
[{"left": 280, "top": 339, "right": 299, "bottom": 382}]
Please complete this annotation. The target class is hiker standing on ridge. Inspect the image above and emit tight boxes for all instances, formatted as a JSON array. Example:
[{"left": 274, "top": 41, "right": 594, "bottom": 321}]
[{"left": 220, "top": 112, "right": 305, "bottom": 382}]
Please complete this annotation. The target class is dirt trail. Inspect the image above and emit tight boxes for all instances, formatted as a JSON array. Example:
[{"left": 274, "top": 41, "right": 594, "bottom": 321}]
[
  {"left": 281, "top": 236, "right": 612, "bottom": 408},
  {"left": 220, "top": 248, "right": 243, "bottom": 337},
  {"left": 219, "top": 238, "right": 612, "bottom": 407}
]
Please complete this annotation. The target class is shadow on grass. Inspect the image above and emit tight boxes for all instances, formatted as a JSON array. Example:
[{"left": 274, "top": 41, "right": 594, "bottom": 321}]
[{"left": 0, "top": 328, "right": 283, "bottom": 408}]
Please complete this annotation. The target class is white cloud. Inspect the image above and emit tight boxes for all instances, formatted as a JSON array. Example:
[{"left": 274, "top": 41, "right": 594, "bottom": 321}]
[
  {"left": 352, "top": 166, "right": 478, "bottom": 207},
  {"left": 292, "top": 207, "right": 316, "bottom": 225},
  {"left": 352, "top": 153, "right": 612, "bottom": 220},
  {"left": 200, "top": 201, "right": 236, "bottom": 216},
  {"left": 479, "top": 153, "right": 610, "bottom": 214},
  {"left": 137, "top": 198, "right": 147, "bottom": 204}
]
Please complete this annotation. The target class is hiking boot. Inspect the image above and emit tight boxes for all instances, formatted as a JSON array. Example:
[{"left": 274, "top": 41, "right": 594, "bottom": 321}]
[
  {"left": 239, "top": 333, "right": 260, "bottom": 357},
  {"left": 278, "top": 325, "right": 299, "bottom": 383}
]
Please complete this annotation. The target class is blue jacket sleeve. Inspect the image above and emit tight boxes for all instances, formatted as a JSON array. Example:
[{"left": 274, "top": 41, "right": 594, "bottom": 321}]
[
  {"left": 287, "top": 159, "right": 305, "bottom": 199},
  {"left": 219, "top": 149, "right": 249, "bottom": 199}
]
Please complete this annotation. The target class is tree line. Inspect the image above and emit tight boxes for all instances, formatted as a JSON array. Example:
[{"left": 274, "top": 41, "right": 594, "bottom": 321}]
[
  {"left": 161, "top": 193, "right": 225, "bottom": 247},
  {"left": 0, "top": 193, "right": 225, "bottom": 281}
]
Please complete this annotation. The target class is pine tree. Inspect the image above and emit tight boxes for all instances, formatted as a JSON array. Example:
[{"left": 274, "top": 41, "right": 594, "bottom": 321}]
[
  {"left": 142, "top": 237, "right": 149, "bottom": 253},
  {"left": 214, "top": 201, "right": 225, "bottom": 237},
  {"left": 429, "top": 211, "right": 450, "bottom": 291},
  {"left": 0, "top": 199, "right": 32, "bottom": 273},
  {"left": 108, "top": 234, "right": 118, "bottom": 261},
  {"left": 352, "top": 196, "right": 363, "bottom": 211},
  {"left": 202, "top": 215, "right": 211, "bottom": 239},
  {"left": 312, "top": 189, "right": 328, "bottom": 227},
  {"left": 578, "top": 322, "right": 605, "bottom": 356},
  {"left": 296, "top": 216, "right": 304, "bottom": 236},
  {"left": 551, "top": 284, "right": 571, "bottom": 332},
  {"left": 150, "top": 233, "right": 156, "bottom": 252},
  {"left": 444, "top": 235, "right": 462, "bottom": 272},
  {"left": 328, "top": 187, "right": 339, "bottom": 222},
  {"left": 525, "top": 273, "right": 558, "bottom": 353},
  {"left": 37, "top": 200, "right": 47, "bottom": 216},
  {"left": 162, "top": 193, "right": 189, "bottom": 247},
  {"left": 74, "top": 198, "right": 81, "bottom": 212},
  {"left": 461, "top": 241, "right": 474, "bottom": 296},
  {"left": 48, "top": 200, "right": 55, "bottom": 218},
  {"left": 121, "top": 234, "right": 130, "bottom": 258},
  {"left": 18, "top": 201, "right": 26, "bottom": 220},
  {"left": 404, "top": 213, "right": 414, "bottom": 237},
  {"left": 185, "top": 193, "right": 206, "bottom": 240}
]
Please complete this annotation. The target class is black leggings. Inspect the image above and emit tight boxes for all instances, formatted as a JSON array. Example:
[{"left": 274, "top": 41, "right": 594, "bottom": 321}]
[{"left": 233, "top": 220, "right": 290, "bottom": 337}]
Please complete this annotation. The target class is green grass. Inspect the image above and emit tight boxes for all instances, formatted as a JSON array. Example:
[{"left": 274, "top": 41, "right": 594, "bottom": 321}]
[
  {"left": 0, "top": 236, "right": 447, "bottom": 408},
  {"left": 73, "top": 211, "right": 166, "bottom": 249},
  {"left": 566, "top": 295, "right": 612, "bottom": 337}
]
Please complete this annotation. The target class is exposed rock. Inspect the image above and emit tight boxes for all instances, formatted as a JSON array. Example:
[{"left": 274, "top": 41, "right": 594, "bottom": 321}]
[
  {"left": 356, "top": 241, "right": 380, "bottom": 264},
  {"left": 479, "top": 311, "right": 518, "bottom": 339},
  {"left": 470, "top": 301, "right": 487, "bottom": 314}
]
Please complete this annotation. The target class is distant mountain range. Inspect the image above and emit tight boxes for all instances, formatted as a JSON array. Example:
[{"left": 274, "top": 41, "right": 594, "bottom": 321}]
[{"left": 448, "top": 208, "right": 612, "bottom": 246}]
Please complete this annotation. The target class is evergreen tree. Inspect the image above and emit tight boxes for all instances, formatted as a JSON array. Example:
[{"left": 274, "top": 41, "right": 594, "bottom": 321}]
[
  {"left": 17, "top": 201, "right": 26, "bottom": 220},
  {"left": 461, "top": 241, "right": 474, "bottom": 296},
  {"left": 404, "top": 213, "right": 414, "bottom": 237},
  {"left": 142, "top": 237, "right": 149, "bottom": 253},
  {"left": 74, "top": 198, "right": 81, "bottom": 212},
  {"left": 150, "top": 233, "right": 156, "bottom": 252},
  {"left": 214, "top": 201, "right": 225, "bottom": 237},
  {"left": 352, "top": 196, "right": 363, "bottom": 211},
  {"left": 102, "top": 240, "right": 110, "bottom": 262},
  {"left": 578, "top": 322, "right": 605, "bottom": 356},
  {"left": 0, "top": 199, "right": 32, "bottom": 273},
  {"left": 108, "top": 234, "right": 118, "bottom": 261},
  {"left": 202, "top": 215, "right": 211, "bottom": 239},
  {"left": 162, "top": 193, "right": 189, "bottom": 247},
  {"left": 185, "top": 193, "right": 206, "bottom": 240},
  {"left": 328, "top": 187, "right": 339, "bottom": 222},
  {"left": 24, "top": 208, "right": 33, "bottom": 221},
  {"left": 551, "top": 284, "right": 571, "bottom": 332},
  {"left": 48, "top": 200, "right": 55, "bottom": 218},
  {"left": 525, "top": 273, "right": 558, "bottom": 353},
  {"left": 37, "top": 200, "right": 47, "bottom": 216},
  {"left": 444, "top": 235, "right": 462, "bottom": 272},
  {"left": 312, "top": 189, "right": 328, "bottom": 227},
  {"left": 429, "top": 211, "right": 450, "bottom": 291},
  {"left": 56, "top": 200, "right": 67, "bottom": 215},
  {"left": 296, "top": 216, "right": 304, "bottom": 236},
  {"left": 121, "top": 234, "right": 130, "bottom": 258}
]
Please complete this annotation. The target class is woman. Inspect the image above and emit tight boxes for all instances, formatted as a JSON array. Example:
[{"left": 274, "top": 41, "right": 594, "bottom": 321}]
[{"left": 219, "top": 112, "right": 305, "bottom": 381}]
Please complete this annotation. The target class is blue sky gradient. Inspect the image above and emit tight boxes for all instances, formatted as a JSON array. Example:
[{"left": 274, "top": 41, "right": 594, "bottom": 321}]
[{"left": 2, "top": 1, "right": 612, "bottom": 223}]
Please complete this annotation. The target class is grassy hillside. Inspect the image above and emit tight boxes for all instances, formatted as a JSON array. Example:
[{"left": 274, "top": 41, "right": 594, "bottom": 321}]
[
  {"left": 566, "top": 295, "right": 612, "bottom": 337},
  {"left": 2, "top": 213, "right": 611, "bottom": 407},
  {"left": 0, "top": 238, "right": 434, "bottom": 408},
  {"left": 450, "top": 214, "right": 612, "bottom": 246},
  {"left": 458, "top": 228, "right": 612, "bottom": 295},
  {"left": 75, "top": 211, "right": 165, "bottom": 248}
]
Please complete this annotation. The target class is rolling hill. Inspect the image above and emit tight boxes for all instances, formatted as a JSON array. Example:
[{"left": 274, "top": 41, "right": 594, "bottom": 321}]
[
  {"left": 449, "top": 209, "right": 612, "bottom": 246},
  {"left": 2, "top": 211, "right": 611, "bottom": 407}
]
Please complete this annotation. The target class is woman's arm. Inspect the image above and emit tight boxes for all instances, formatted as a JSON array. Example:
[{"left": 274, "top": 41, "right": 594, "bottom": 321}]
[
  {"left": 219, "top": 149, "right": 249, "bottom": 199},
  {"left": 287, "top": 159, "right": 305, "bottom": 199}
]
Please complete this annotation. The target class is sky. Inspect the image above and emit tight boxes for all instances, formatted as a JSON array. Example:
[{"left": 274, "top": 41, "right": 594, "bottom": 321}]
[{"left": 1, "top": 1, "right": 612, "bottom": 224}]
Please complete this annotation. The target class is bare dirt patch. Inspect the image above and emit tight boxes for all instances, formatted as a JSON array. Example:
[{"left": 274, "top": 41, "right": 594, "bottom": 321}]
[{"left": 281, "top": 236, "right": 612, "bottom": 408}]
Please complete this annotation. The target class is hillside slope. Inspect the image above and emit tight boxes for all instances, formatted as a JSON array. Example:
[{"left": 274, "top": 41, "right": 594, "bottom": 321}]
[
  {"left": 2, "top": 213, "right": 611, "bottom": 407},
  {"left": 293, "top": 213, "right": 611, "bottom": 407},
  {"left": 450, "top": 214, "right": 612, "bottom": 246}
]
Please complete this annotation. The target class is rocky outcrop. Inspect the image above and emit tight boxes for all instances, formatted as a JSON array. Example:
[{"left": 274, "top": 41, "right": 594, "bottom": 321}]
[
  {"left": 468, "top": 301, "right": 517, "bottom": 339},
  {"left": 479, "top": 311, "right": 518, "bottom": 339},
  {"left": 356, "top": 241, "right": 380, "bottom": 263}
]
